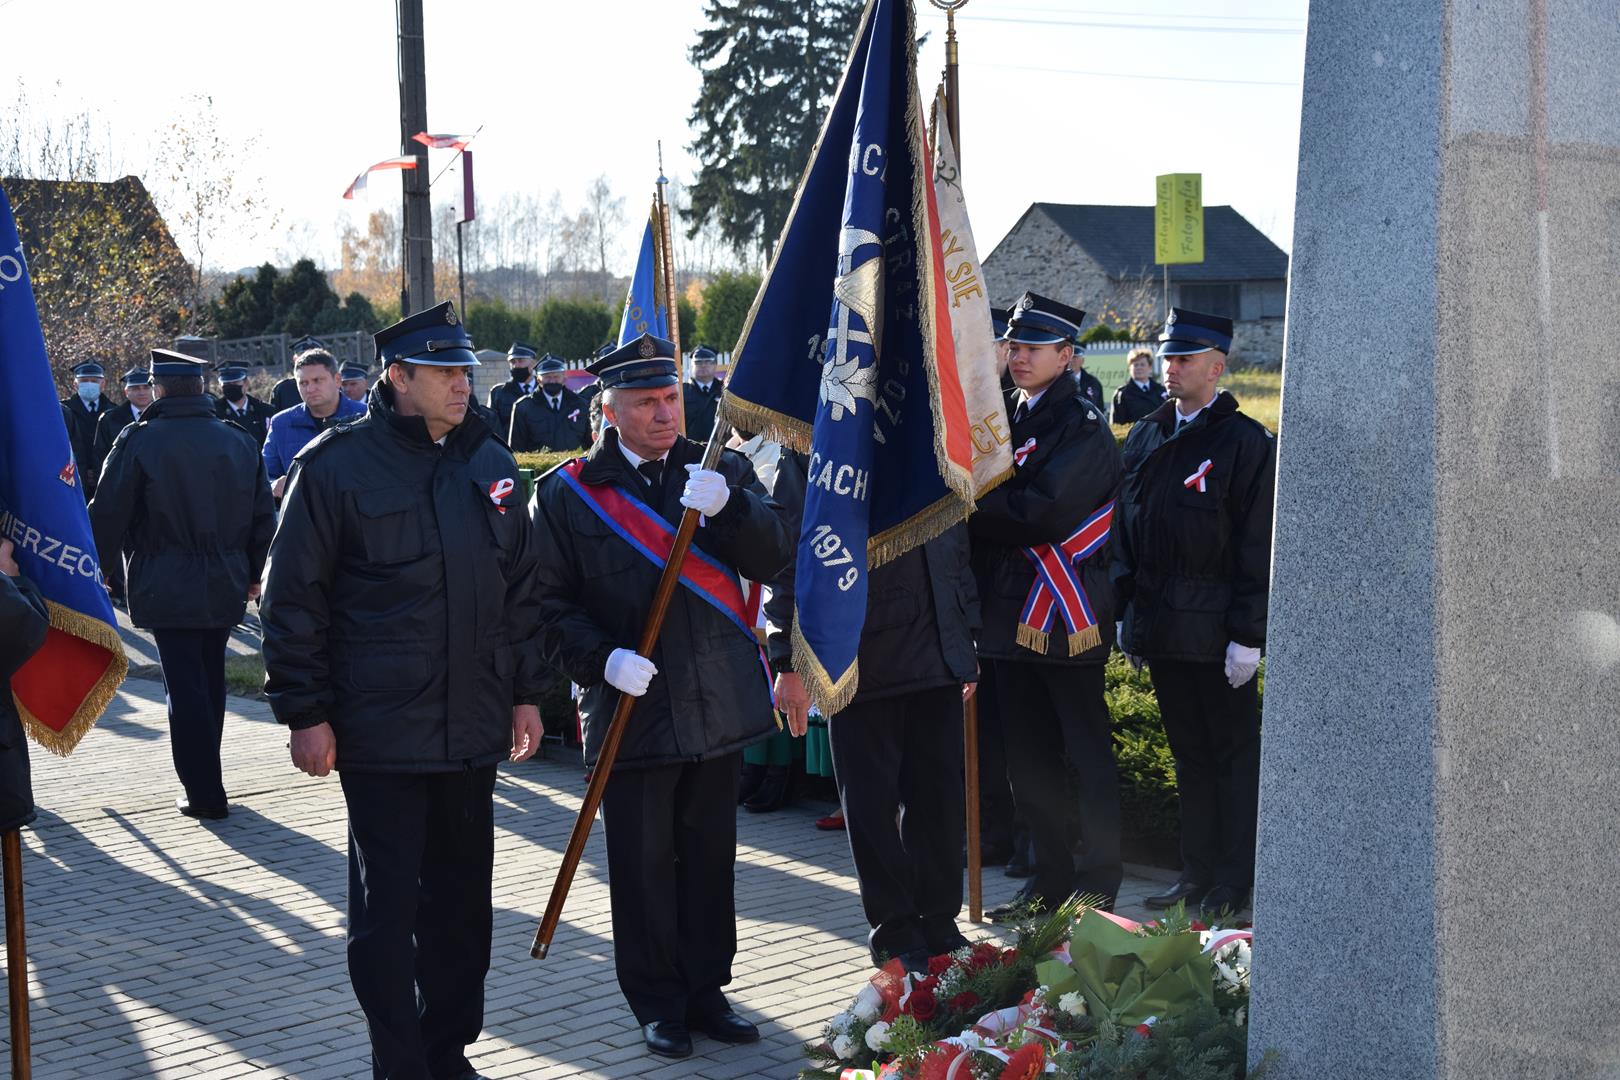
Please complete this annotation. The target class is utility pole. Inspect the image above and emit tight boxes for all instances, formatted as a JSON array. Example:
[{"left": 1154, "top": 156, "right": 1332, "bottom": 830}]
[{"left": 397, "top": 0, "right": 434, "bottom": 314}]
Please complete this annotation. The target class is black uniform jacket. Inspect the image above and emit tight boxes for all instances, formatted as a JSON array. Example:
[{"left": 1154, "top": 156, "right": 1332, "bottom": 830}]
[
  {"left": 682, "top": 378, "right": 724, "bottom": 443},
  {"left": 1112, "top": 391, "right": 1276, "bottom": 662},
  {"left": 509, "top": 387, "right": 591, "bottom": 453},
  {"left": 270, "top": 377, "right": 302, "bottom": 414},
  {"left": 763, "top": 450, "right": 979, "bottom": 704},
  {"left": 528, "top": 427, "right": 792, "bottom": 770},
  {"left": 1076, "top": 368, "right": 1105, "bottom": 413},
  {"left": 92, "top": 401, "right": 141, "bottom": 477},
  {"left": 970, "top": 372, "right": 1122, "bottom": 665},
  {"left": 1112, "top": 379, "right": 1168, "bottom": 424},
  {"left": 216, "top": 394, "right": 277, "bottom": 448},
  {"left": 262, "top": 382, "right": 544, "bottom": 771},
  {"left": 61, "top": 394, "right": 114, "bottom": 497},
  {"left": 0, "top": 569, "right": 43, "bottom": 832},
  {"left": 487, "top": 378, "right": 533, "bottom": 436},
  {"left": 89, "top": 395, "right": 275, "bottom": 630}
]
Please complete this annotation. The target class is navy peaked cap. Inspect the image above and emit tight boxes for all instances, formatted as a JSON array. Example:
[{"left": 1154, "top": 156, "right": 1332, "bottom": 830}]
[
  {"left": 1005, "top": 292, "right": 1086, "bottom": 346},
  {"left": 1156, "top": 307, "right": 1234, "bottom": 357},
  {"left": 587, "top": 334, "right": 678, "bottom": 390},
  {"left": 507, "top": 342, "right": 537, "bottom": 362},
  {"left": 149, "top": 349, "right": 208, "bottom": 377},
  {"left": 374, "top": 302, "right": 479, "bottom": 368}
]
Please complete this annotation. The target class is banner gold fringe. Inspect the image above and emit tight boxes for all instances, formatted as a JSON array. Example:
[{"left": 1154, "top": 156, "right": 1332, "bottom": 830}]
[
  {"left": 792, "top": 618, "right": 861, "bottom": 717},
  {"left": 717, "top": 395, "right": 812, "bottom": 456},
  {"left": 1015, "top": 621, "right": 1103, "bottom": 658},
  {"left": 1016, "top": 624, "right": 1048, "bottom": 654},
  {"left": 15, "top": 599, "right": 128, "bottom": 756}
]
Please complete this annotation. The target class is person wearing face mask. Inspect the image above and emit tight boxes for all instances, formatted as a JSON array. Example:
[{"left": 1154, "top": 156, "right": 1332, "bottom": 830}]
[
  {"left": 488, "top": 342, "right": 537, "bottom": 436},
  {"left": 61, "top": 360, "right": 114, "bottom": 502},
  {"left": 508, "top": 355, "right": 590, "bottom": 453},
  {"left": 214, "top": 365, "right": 277, "bottom": 448}
]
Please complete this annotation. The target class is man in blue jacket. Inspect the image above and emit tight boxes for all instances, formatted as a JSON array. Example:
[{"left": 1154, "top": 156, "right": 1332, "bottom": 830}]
[{"left": 263, "top": 349, "right": 366, "bottom": 500}]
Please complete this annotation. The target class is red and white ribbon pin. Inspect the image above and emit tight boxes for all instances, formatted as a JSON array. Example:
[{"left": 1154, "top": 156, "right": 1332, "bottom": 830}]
[
  {"left": 488, "top": 477, "right": 516, "bottom": 514},
  {"left": 1184, "top": 459, "right": 1213, "bottom": 493},
  {"left": 1014, "top": 437, "right": 1037, "bottom": 467}
]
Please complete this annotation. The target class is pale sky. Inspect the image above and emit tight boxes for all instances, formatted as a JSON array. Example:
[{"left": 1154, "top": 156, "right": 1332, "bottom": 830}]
[{"left": 2, "top": 0, "right": 1307, "bottom": 276}]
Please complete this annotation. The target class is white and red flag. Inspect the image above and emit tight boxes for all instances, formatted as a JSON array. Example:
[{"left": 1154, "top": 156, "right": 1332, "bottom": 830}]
[
  {"left": 342, "top": 156, "right": 418, "bottom": 201},
  {"left": 412, "top": 132, "right": 474, "bottom": 150}
]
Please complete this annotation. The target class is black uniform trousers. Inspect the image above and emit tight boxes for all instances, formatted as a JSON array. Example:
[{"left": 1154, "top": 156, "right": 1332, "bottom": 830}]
[
  {"left": 151, "top": 627, "right": 231, "bottom": 809},
  {"left": 341, "top": 766, "right": 496, "bottom": 1080},
  {"left": 972, "top": 662, "right": 1017, "bottom": 856},
  {"left": 994, "top": 661, "right": 1122, "bottom": 905},
  {"left": 1148, "top": 659, "right": 1260, "bottom": 892},
  {"left": 828, "top": 684, "right": 965, "bottom": 964},
  {"left": 600, "top": 751, "right": 741, "bottom": 1026}
]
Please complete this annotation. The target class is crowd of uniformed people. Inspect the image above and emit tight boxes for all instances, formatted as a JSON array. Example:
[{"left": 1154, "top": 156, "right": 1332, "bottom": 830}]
[{"left": 31, "top": 287, "right": 1273, "bottom": 1079}]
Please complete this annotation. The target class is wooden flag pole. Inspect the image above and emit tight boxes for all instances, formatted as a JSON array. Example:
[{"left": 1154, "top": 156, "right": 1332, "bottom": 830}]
[
  {"left": 530, "top": 421, "right": 733, "bottom": 960},
  {"left": 931, "top": 0, "right": 982, "bottom": 923},
  {"left": 3, "top": 830, "right": 30, "bottom": 1078},
  {"left": 655, "top": 144, "right": 686, "bottom": 435}
]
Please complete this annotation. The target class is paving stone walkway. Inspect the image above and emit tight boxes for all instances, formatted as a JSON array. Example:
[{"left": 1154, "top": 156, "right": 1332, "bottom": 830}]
[{"left": 1, "top": 677, "right": 1168, "bottom": 1079}]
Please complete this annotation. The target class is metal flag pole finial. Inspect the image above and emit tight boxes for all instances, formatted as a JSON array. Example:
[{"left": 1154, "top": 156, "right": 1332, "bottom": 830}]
[{"left": 928, "top": 0, "right": 969, "bottom": 158}]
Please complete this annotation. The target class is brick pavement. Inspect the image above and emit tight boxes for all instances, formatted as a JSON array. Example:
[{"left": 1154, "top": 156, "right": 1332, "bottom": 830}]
[{"left": 1, "top": 679, "right": 1168, "bottom": 1079}]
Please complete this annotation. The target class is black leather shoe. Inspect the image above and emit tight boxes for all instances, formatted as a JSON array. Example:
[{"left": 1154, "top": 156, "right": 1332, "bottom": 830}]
[
  {"left": 743, "top": 766, "right": 790, "bottom": 812},
  {"left": 1199, "top": 886, "right": 1250, "bottom": 917},
  {"left": 1142, "top": 879, "right": 1208, "bottom": 910},
  {"left": 642, "top": 1021, "right": 693, "bottom": 1058},
  {"left": 175, "top": 797, "right": 228, "bottom": 821},
  {"left": 986, "top": 889, "right": 1045, "bottom": 923},
  {"left": 688, "top": 1008, "right": 760, "bottom": 1044}
]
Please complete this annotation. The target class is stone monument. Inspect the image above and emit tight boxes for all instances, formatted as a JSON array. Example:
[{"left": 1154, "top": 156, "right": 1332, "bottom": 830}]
[{"left": 1251, "top": 3, "right": 1620, "bottom": 1077}]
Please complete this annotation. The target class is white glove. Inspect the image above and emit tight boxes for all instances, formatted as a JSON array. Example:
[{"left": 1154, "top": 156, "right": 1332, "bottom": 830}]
[
  {"left": 1224, "top": 641, "right": 1261, "bottom": 688},
  {"left": 604, "top": 648, "right": 658, "bottom": 697},
  {"left": 680, "top": 464, "right": 731, "bottom": 517}
]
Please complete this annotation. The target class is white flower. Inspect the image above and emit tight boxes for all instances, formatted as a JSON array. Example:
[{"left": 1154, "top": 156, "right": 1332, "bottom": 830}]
[
  {"left": 1235, "top": 1006, "right": 1247, "bottom": 1027},
  {"left": 853, "top": 985, "right": 882, "bottom": 1023},
  {"left": 864, "top": 1021, "right": 891, "bottom": 1052},
  {"left": 831, "top": 1031, "right": 857, "bottom": 1059},
  {"left": 1057, "top": 991, "right": 1088, "bottom": 1018},
  {"left": 829, "top": 1010, "right": 855, "bottom": 1034},
  {"left": 950, "top": 1030, "right": 985, "bottom": 1050}
]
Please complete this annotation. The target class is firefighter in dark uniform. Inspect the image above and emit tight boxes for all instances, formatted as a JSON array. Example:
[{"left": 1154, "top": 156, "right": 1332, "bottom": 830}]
[
  {"left": 93, "top": 367, "right": 154, "bottom": 478},
  {"left": 62, "top": 360, "right": 114, "bottom": 501},
  {"left": 1114, "top": 308, "right": 1275, "bottom": 917},
  {"left": 487, "top": 342, "right": 537, "bottom": 435},
  {"left": 89, "top": 350, "right": 276, "bottom": 818},
  {"left": 977, "top": 306, "right": 1017, "bottom": 868},
  {"left": 682, "top": 344, "right": 724, "bottom": 442},
  {"left": 508, "top": 356, "right": 590, "bottom": 452},
  {"left": 1067, "top": 343, "right": 1106, "bottom": 414},
  {"left": 340, "top": 362, "right": 373, "bottom": 404},
  {"left": 215, "top": 364, "right": 277, "bottom": 447},
  {"left": 261, "top": 301, "right": 547, "bottom": 1080},
  {"left": 1111, "top": 348, "right": 1168, "bottom": 424},
  {"left": 528, "top": 334, "right": 791, "bottom": 1060},
  {"left": 971, "top": 293, "right": 1125, "bottom": 918},
  {"left": 765, "top": 456, "right": 980, "bottom": 971}
]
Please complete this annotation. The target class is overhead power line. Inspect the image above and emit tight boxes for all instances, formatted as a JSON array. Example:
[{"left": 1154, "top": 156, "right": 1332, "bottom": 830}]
[
  {"left": 957, "top": 13, "right": 1306, "bottom": 34},
  {"left": 965, "top": 60, "right": 1300, "bottom": 88}
]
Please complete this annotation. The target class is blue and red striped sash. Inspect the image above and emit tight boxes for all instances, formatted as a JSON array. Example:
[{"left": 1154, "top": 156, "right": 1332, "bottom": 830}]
[{"left": 1016, "top": 500, "right": 1115, "bottom": 656}]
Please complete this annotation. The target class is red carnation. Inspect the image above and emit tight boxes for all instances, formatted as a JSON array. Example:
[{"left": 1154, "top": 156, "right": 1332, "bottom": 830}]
[
  {"left": 907, "top": 986, "right": 938, "bottom": 1022},
  {"left": 928, "top": 954, "right": 953, "bottom": 976},
  {"left": 998, "top": 1042, "right": 1046, "bottom": 1080},
  {"left": 1001, "top": 948, "right": 1019, "bottom": 967},
  {"left": 1190, "top": 919, "right": 1208, "bottom": 932},
  {"left": 1135, "top": 1022, "right": 1155, "bottom": 1039},
  {"left": 947, "top": 991, "right": 981, "bottom": 1014}
]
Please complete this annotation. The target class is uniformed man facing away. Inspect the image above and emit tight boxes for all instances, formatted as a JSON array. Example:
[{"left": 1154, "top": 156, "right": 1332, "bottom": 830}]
[
  {"left": 765, "top": 457, "right": 981, "bottom": 972},
  {"left": 62, "top": 360, "right": 114, "bottom": 501},
  {"left": 92, "top": 366, "right": 154, "bottom": 478},
  {"left": 340, "top": 362, "right": 373, "bottom": 404},
  {"left": 90, "top": 350, "right": 276, "bottom": 819},
  {"left": 508, "top": 355, "right": 590, "bottom": 452},
  {"left": 215, "top": 364, "right": 277, "bottom": 448},
  {"left": 970, "top": 293, "right": 1126, "bottom": 918},
  {"left": 682, "top": 344, "right": 724, "bottom": 442},
  {"left": 261, "top": 301, "right": 547, "bottom": 1080},
  {"left": 1111, "top": 348, "right": 1168, "bottom": 424},
  {"left": 1114, "top": 308, "right": 1275, "bottom": 917},
  {"left": 487, "top": 342, "right": 537, "bottom": 435},
  {"left": 529, "top": 334, "right": 792, "bottom": 1060}
]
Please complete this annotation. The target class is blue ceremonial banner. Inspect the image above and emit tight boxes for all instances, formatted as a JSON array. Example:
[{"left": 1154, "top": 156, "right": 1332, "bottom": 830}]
[
  {"left": 0, "top": 183, "right": 126, "bottom": 754},
  {"left": 718, "top": 0, "right": 975, "bottom": 713},
  {"left": 617, "top": 208, "right": 668, "bottom": 346}
]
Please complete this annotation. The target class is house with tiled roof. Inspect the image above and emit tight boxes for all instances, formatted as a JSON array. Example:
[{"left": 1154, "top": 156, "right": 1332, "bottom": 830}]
[{"left": 982, "top": 203, "right": 1290, "bottom": 366}]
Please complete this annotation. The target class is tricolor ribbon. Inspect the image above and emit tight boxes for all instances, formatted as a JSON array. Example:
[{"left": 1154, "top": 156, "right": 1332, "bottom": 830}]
[
  {"left": 1016, "top": 500, "right": 1114, "bottom": 656},
  {"left": 487, "top": 477, "right": 515, "bottom": 514},
  {"left": 1184, "top": 458, "right": 1213, "bottom": 493},
  {"left": 1013, "top": 437, "right": 1036, "bottom": 467}
]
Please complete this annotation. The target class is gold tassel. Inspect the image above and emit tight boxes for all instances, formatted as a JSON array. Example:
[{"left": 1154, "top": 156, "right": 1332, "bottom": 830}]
[
  {"left": 867, "top": 492, "right": 968, "bottom": 570},
  {"left": 716, "top": 395, "right": 812, "bottom": 454},
  {"left": 1069, "top": 624, "right": 1102, "bottom": 656},
  {"left": 790, "top": 619, "right": 861, "bottom": 718},
  {"left": 1016, "top": 624, "right": 1049, "bottom": 654},
  {"left": 16, "top": 599, "right": 128, "bottom": 757}
]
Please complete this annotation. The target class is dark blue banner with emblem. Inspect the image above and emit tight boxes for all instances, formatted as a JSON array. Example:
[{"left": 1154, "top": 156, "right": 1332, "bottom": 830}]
[
  {"left": 0, "top": 183, "right": 127, "bottom": 754},
  {"left": 718, "top": 0, "right": 974, "bottom": 714}
]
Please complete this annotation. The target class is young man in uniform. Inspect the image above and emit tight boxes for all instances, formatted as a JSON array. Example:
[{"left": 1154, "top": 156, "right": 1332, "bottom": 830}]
[
  {"left": 262, "top": 301, "right": 547, "bottom": 1080},
  {"left": 508, "top": 355, "right": 590, "bottom": 452},
  {"left": 971, "top": 292, "right": 1125, "bottom": 918},
  {"left": 528, "top": 334, "right": 791, "bottom": 1060},
  {"left": 487, "top": 342, "right": 537, "bottom": 435},
  {"left": 1113, "top": 308, "right": 1275, "bottom": 916},
  {"left": 215, "top": 364, "right": 277, "bottom": 447},
  {"left": 682, "top": 344, "right": 724, "bottom": 442}
]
